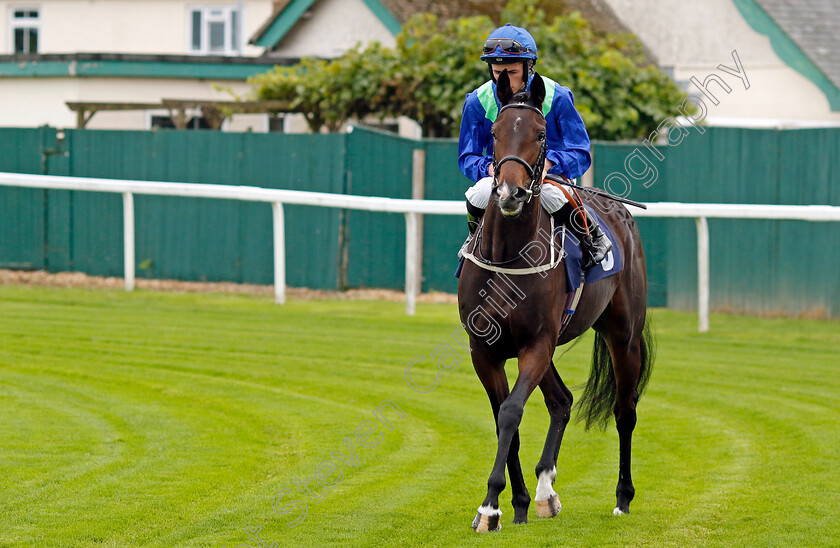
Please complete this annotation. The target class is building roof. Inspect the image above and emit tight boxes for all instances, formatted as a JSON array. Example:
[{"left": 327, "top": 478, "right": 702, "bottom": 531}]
[
  {"left": 735, "top": 0, "right": 840, "bottom": 110},
  {"left": 379, "top": 0, "right": 633, "bottom": 36},
  {"left": 0, "top": 53, "right": 295, "bottom": 80},
  {"left": 251, "top": 0, "right": 401, "bottom": 47},
  {"left": 753, "top": 0, "right": 840, "bottom": 91},
  {"left": 252, "top": 0, "right": 635, "bottom": 50}
]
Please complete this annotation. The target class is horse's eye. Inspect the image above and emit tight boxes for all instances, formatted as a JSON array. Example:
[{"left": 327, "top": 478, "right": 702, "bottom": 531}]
[{"left": 538, "top": 131, "right": 546, "bottom": 141}]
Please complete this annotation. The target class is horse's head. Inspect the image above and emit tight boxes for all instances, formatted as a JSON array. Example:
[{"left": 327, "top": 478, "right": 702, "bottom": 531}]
[{"left": 491, "top": 70, "right": 547, "bottom": 218}]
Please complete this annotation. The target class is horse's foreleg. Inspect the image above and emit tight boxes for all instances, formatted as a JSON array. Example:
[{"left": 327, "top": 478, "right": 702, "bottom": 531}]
[
  {"left": 473, "top": 347, "right": 548, "bottom": 532},
  {"left": 534, "top": 362, "right": 573, "bottom": 518},
  {"left": 471, "top": 350, "right": 530, "bottom": 529}
]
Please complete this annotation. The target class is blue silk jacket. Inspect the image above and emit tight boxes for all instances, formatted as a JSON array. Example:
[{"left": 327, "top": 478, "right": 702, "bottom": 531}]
[{"left": 458, "top": 74, "right": 592, "bottom": 182}]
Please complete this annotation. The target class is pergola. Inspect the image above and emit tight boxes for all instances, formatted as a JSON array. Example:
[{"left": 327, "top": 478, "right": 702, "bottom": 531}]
[{"left": 65, "top": 99, "right": 292, "bottom": 129}]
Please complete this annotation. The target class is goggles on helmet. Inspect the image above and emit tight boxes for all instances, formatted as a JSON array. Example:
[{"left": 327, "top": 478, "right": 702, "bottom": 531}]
[{"left": 483, "top": 38, "right": 532, "bottom": 56}]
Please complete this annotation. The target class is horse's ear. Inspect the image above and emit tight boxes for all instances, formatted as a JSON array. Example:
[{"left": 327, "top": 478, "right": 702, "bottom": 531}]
[
  {"left": 496, "top": 69, "right": 514, "bottom": 106},
  {"left": 529, "top": 72, "right": 545, "bottom": 110}
]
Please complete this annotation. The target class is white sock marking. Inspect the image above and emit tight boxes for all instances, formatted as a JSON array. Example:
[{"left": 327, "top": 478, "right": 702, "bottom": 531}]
[
  {"left": 477, "top": 504, "right": 502, "bottom": 517},
  {"left": 535, "top": 467, "right": 558, "bottom": 501}
]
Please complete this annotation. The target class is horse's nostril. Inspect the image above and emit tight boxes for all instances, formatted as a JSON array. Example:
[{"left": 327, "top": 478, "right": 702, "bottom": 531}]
[{"left": 511, "top": 187, "right": 527, "bottom": 200}]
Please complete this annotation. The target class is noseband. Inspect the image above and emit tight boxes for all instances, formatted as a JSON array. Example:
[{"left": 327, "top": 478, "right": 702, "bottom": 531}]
[{"left": 492, "top": 102, "right": 547, "bottom": 202}]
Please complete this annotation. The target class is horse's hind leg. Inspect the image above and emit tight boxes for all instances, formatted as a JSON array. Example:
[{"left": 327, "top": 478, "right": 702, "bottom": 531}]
[
  {"left": 471, "top": 348, "right": 531, "bottom": 529},
  {"left": 534, "top": 361, "right": 573, "bottom": 518},
  {"left": 603, "top": 325, "right": 643, "bottom": 515}
]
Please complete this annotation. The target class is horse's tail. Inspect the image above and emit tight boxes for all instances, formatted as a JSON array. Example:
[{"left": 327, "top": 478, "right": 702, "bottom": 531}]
[{"left": 575, "top": 318, "right": 655, "bottom": 431}]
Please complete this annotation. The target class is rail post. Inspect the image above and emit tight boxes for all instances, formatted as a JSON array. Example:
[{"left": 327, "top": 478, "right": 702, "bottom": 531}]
[
  {"left": 122, "top": 192, "right": 135, "bottom": 292},
  {"left": 405, "top": 212, "right": 421, "bottom": 315},
  {"left": 696, "top": 216, "right": 710, "bottom": 332},
  {"left": 272, "top": 201, "right": 286, "bottom": 305}
]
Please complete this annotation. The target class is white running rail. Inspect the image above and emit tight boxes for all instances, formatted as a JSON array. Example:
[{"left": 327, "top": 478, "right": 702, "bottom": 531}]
[{"left": 2, "top": 172, "right": 839, "bottom": 331}]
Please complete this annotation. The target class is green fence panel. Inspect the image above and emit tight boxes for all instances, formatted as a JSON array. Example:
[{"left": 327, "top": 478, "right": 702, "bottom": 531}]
[
  {"left": 663, "top": 128, "right": 777, "bottom": 313},
  {"left": 421, "top": 139, "right": 464, "bottom": 294},
  {"left": 2, "top": 125, "right": 838, "bottom": 317},
  {"left": 45, "top": 130, "right": 122, "bottom": 277},
  {"left": 343, "top": 126, "right": 414, "bottom": 290},
  {"left": 591, "top": 141, "right": 669, "bottom": 307},
  {"left": 656, "top": 128, "right": 773, "bottom": 313},
  {"left": 236, "top": 131, "right": 345, "bottom": 289},
  {"left": 658, "top": 127, "right": 840, "bottom": 317},
  {"left": 0, "top": 127, "right": 49, "bottom": 270},
  {"left": 774, "top": 128, "right": 840, "bottom": 317},
  {"left": 62, "top": 129, "right": 344, "bottom": 288}
]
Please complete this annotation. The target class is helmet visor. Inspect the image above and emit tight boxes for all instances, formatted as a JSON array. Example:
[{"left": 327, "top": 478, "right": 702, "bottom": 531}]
[{"left": 483, "top": 38, "right": 529, "bottom": 55}]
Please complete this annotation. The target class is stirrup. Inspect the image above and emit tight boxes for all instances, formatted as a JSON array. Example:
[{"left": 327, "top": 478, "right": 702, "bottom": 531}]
[
  {"left": 583, "top": 225, "right": 612, "bottom": 268},
  {"left": 458, "top": 232, "right": 475, "bottom": 260},
  {"left": 460, "top": 208, "right": 482, "bottom": 260}
]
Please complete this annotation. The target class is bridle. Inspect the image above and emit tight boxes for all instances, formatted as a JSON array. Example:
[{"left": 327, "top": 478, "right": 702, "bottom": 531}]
[
  {"left": 464, "top": 101, "right": 553, "bottom": 269},
  {"left": 492, "top": 102, "right": 547, "bottom": 203}
]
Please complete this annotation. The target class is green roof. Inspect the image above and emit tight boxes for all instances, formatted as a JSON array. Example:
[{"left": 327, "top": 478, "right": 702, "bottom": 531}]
[
  {"left": 253, "top": 0, "right": 400, "bottom": 48},
  {"left": 733, "top": 0, "right": 840, "bottom": 111},
  {"left": 0, "top": 54, "right": 286, "bottom": 80}
]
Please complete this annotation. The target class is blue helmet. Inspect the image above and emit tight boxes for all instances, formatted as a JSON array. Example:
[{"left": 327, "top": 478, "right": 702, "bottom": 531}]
[{"left": 480, "top": 24, "right": 538, "bottom": 63}]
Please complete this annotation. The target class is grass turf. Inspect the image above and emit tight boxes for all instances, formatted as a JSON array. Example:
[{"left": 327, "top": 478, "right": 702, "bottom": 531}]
[{"left": 0, "top": 285, "right": 838, "bottom": 547}]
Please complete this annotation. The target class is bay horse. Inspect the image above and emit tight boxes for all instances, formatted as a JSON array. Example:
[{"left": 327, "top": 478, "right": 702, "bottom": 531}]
[{"left": 457, "top": 71, "right": 654, "bottom": 531}]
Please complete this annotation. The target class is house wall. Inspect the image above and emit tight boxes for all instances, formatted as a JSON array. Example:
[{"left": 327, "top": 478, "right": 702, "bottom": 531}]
[
  {"left": 0, "top": 0, "right": 408, "bottom": 133},
  {"left": 0, "top": 76, "right": 264, "bottom": 130},
  {"left": 0, "top": 0, "right": 272, "bottom": 56},
  {"left": 0, "top": 73, "right": 421, "bottom": 134},
  {"left": 600, "top": 0, "right": 840, "bottom": 123},
  {"left": 270, "top": 0, "right": 396, "bottom": 59}
]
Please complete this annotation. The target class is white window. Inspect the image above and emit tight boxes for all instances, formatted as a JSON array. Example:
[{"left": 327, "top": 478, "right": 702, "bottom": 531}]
[
  {"left": 10, "top": 7, "right": 39, "bottom": 54},
  {"left": 188, "top": 6, "right": 241, "bottom": 55}
]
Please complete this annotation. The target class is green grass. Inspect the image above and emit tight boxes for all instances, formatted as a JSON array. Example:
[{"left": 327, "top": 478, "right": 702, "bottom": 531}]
[{"left": 0, "top": 285, "right": 838, "bottom": 547}]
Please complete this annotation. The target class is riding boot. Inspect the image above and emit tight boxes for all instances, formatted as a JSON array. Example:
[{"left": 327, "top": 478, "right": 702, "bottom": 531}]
[
  {"left": 459, "top": 202, "right": 485, "bottom": 260},
  {"left": 554, "top": 202, "right": 612, "bottom": 269}
]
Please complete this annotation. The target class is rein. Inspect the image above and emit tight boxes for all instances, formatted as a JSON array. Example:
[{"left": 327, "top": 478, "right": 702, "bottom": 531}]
[{"left": 492, "top": 103, "right": 547, "bottom": 202}]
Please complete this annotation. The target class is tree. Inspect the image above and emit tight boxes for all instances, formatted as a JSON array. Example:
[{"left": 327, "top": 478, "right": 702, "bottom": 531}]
[
  {"left": 249, "top": 0, "right": 687, "bottom": 140},
  {"left": 250, "top": 45, "right": 397, "bottom": 133}
]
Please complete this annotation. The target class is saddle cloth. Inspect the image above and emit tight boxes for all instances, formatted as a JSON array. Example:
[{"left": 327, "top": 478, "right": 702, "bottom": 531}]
[{"left": 560, "top": 205, "right": 622, "bottom": 291}]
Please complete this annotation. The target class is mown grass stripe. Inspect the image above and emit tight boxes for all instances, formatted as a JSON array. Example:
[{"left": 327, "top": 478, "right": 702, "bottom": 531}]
[{"left": 0, "top": 285, "right": 838, "bottom": 547}]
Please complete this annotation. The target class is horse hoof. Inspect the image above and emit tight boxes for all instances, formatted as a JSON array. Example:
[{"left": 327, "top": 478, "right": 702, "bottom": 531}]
[
  {"left": 535, "top": 494, "right": 562, "bottom": 518},
  {"left": 613, "top": 506, "right": 629, "bottom": 516},
  {"left": 472, "top": 511, "right": 501, "bottom": 532}
]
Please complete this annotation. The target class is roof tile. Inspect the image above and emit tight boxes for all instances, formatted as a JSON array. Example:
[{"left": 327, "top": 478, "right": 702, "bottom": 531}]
[{"left": 754, "top": 0, "right": 840, "bottom": 89}]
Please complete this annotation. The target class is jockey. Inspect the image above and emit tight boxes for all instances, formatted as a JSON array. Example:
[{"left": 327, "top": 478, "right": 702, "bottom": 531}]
[{"left": 458, "top": 24, "right": 612, "bottom": 268}]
